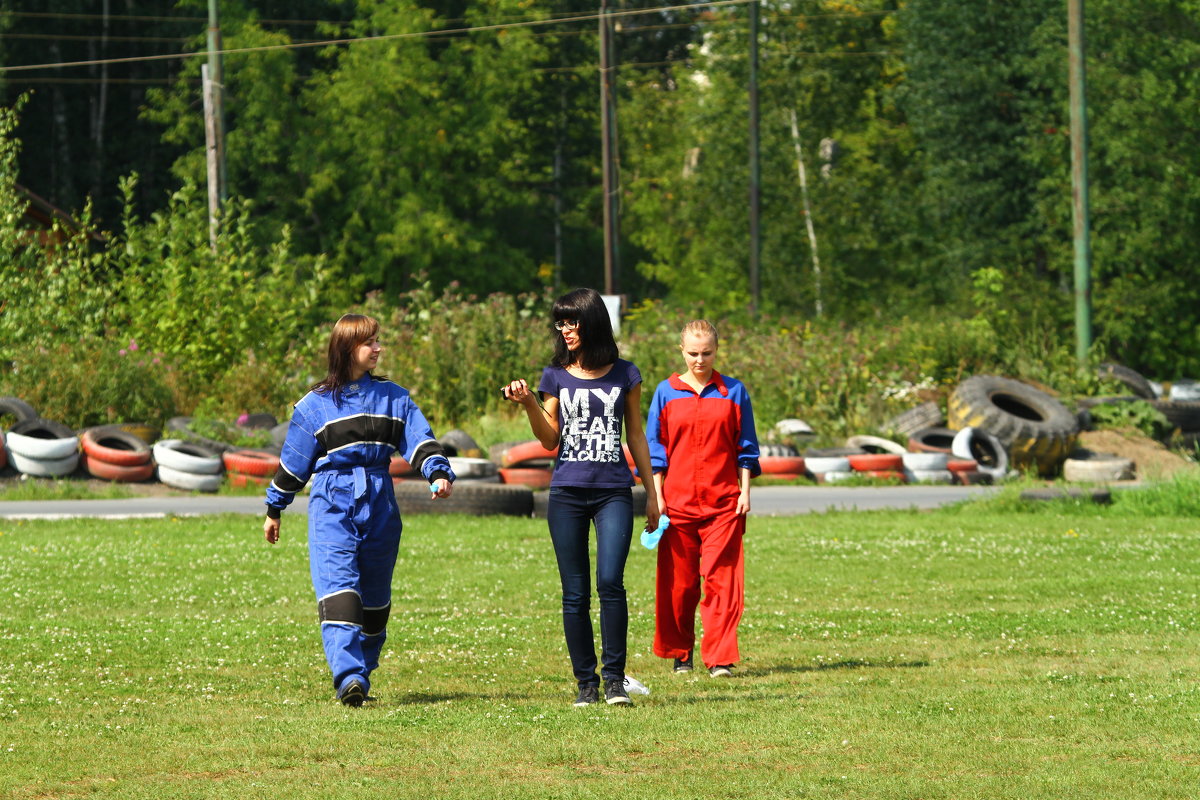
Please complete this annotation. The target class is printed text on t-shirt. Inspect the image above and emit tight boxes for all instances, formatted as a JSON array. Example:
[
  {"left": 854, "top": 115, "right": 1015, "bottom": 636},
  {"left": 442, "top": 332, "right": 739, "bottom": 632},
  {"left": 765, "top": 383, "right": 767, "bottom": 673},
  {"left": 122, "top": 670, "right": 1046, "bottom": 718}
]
[{"left": 559, "top": 387, "right": 622, "bottom": 462}]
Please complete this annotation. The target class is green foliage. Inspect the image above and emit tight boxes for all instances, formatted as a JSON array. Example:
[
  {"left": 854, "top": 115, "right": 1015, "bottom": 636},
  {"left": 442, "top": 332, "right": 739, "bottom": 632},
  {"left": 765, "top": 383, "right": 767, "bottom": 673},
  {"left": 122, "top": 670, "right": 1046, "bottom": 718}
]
[
  {"left": 0, "top": 337, "right": 176, "bottom": 430},
  {"left": 361, "top": 280, "right": 554, "bottom": 428},
  {"left": 1086, "top": 400, "right": 1172, "bottom": 440}
]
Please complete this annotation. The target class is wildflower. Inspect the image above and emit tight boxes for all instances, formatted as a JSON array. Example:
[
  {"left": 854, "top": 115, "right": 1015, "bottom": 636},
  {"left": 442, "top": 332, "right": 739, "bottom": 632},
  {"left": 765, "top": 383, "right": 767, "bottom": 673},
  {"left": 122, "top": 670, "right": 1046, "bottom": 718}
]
[
  {"left": 129, "top": 339, "right": 139, "bottom": 352},
  {"left": 119, "top": 349, "right": 127, "bottom": 356}
]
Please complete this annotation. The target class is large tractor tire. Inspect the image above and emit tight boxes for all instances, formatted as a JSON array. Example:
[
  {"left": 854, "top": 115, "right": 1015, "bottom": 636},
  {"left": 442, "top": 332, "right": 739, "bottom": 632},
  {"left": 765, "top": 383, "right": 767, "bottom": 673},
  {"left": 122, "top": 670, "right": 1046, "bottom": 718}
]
[{"left": 947, "top": 375, "right": 1078, "bottom": 476}]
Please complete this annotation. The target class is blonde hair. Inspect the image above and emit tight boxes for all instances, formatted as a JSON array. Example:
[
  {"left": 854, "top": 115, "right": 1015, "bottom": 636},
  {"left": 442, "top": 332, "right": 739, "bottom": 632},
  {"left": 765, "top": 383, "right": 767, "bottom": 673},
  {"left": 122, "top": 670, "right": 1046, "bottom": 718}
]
[{"left": 679, "top": 319, "right": 719, "bottom": 347}]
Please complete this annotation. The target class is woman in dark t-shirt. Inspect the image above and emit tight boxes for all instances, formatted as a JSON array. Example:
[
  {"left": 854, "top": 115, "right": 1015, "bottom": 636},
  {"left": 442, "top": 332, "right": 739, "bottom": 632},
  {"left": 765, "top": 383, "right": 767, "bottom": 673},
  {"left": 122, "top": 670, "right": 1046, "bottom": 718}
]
[{"left": 503, "top": 288, "right": 661, "bottom": 707}]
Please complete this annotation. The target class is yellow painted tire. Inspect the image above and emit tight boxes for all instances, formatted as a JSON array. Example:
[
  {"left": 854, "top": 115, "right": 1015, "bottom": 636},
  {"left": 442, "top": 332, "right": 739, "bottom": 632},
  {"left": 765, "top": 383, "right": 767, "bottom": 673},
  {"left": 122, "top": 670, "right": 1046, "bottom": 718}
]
[{"left": 948, "top": 376, "right": 1078, "bottom": 476}]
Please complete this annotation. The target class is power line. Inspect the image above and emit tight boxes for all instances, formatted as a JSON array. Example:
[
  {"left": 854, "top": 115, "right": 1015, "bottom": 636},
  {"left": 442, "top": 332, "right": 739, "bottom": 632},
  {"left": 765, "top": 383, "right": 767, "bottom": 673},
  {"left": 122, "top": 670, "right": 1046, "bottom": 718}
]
[{"left": 0, "top": 1, "right": 754, "bottom": 73}]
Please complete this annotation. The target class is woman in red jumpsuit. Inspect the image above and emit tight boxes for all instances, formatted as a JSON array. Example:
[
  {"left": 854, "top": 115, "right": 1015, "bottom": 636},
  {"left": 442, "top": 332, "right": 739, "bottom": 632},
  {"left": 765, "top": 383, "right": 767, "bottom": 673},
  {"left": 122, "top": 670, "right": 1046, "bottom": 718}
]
[{"left": 646, "top": 320, "right": 760, "bottom": 677}]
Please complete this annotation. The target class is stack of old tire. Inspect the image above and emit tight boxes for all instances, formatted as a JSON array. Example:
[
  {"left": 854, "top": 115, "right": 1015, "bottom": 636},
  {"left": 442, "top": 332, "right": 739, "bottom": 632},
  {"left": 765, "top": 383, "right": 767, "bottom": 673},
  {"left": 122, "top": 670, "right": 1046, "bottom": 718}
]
[
  {"left": 802, "top": 448, "right": 855, "bottom": 484},
  {"left": 893, "top": 418, "right": 992, "bottom": 484},
  {"left": 946, "top": 375, "right": 1079, "bottom": 478},
  {"left": 4, "top": 411, "right": 81, "bottom": 477},
  {"left": 494, "top": 439, "right": 557, "bottom": 489},
  {"left": 79, "top": 426, "right": 154, "bottom": 482},
  {"left": 758, "top": 444, "right": 806, "bottom": 481},
  {"left": 153, "top": 438, "right": 224, "bottom": 492},
  {"left": 223, "top": 449, "right": 281, "bottom": 489},
  {"left": 396, "top": 429, "right": 533, "bottom": 517}
]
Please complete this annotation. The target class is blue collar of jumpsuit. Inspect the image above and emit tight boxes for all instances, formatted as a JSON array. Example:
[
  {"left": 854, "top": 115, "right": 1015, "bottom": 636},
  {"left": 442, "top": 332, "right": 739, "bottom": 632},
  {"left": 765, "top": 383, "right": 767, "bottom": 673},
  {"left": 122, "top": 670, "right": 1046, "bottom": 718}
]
[{"left": 668, "top": 370, "right": 729, "bottom": 396}]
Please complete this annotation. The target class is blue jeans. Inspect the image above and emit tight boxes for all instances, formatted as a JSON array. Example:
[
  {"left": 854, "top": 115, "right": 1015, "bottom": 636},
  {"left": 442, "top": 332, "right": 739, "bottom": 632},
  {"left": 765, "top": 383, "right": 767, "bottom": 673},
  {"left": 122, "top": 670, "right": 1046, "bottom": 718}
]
[{"left": 545, "top": 486, "right": 634, "bottom": 687}]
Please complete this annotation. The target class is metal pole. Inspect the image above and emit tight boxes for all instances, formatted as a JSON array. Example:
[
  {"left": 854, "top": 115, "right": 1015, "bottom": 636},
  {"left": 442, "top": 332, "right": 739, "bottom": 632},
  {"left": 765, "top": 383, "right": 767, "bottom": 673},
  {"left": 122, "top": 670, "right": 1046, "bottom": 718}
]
[
  {"left": 207, "top": 0, "right": 227, "bottom": 205},
  {"left": 599, "top": 0, "right": 617, "bottom": 295},
  {"left": 1068, "top": 0, "right": 1092, "bottom": 362},
  {"left": 748, "top": 0, "right": 761, "bottom": 313}
]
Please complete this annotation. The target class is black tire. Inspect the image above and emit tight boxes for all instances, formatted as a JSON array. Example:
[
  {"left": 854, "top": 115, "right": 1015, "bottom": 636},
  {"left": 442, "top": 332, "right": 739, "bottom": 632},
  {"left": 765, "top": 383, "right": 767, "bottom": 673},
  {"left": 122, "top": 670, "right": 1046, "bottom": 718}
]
[
  {"left": 1149, "top": 400, "right": 1200, "bottom": 432},
  {"left": 906, "top": 427, "right": 957, "bottom": 454},
  {"left": 759, "top": 443, "right": 800, "bottom": 458},
  {"left": 884, "top": 402, "right": 943, "bottom": 437},
  {"left": 271, "top": 422, "right": 290, "bottom": 447},
  {"left": 440, "top": 428, "right": 483, "bottom": 458},
  {"left": 947, "top": 375, "right": 1079, "bottom": 476},
  {"left": 1097, "top": 363, "right": 1156, "bottom": 400},
  {"left": 240, "top": 413, "right": 278, "bottom": 430},
  {"left": 394, "top": 481, "right": 533, "bottom": 517},
  {"left": 0, "top": 396, "right": 38, "bottom": 426},
  {"left": 1019, "top": 487, "right": 1112, "bottom": 505},
  {"left": 11, "top": 417, "right": 75, "bottom": 439}
]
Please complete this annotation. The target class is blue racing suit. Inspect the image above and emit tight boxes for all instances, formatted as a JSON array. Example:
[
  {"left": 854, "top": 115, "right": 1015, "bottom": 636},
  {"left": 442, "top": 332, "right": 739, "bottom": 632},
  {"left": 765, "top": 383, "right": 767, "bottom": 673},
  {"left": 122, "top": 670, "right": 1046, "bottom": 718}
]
[{"left": 265, "top": 375, "right": 455, "bottom": 697}]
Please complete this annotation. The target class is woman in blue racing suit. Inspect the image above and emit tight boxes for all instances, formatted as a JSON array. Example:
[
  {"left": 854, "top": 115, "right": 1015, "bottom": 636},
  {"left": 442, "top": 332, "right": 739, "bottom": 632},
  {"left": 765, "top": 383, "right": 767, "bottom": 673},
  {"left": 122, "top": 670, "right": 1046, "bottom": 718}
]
[{"left": 263, "top": 313, "right": 455, "bottom": 706}]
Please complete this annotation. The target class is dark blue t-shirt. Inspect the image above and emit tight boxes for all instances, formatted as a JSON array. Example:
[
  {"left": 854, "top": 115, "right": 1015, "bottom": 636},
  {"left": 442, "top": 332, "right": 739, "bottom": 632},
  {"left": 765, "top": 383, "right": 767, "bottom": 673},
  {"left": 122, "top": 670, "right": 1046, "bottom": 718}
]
[{"left": 538, "top": 358, "right": 641, "bottom": 488}]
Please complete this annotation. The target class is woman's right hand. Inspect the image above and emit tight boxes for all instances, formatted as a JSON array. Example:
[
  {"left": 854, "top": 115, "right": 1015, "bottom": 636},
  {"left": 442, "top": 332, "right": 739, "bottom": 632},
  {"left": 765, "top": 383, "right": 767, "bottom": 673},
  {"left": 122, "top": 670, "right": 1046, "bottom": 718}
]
[
  {"left": 502, "top": 379, "right": 535, "bottom": 407},
  {"left": 263, "top": 516, "right": 280, "bottom": 544}
]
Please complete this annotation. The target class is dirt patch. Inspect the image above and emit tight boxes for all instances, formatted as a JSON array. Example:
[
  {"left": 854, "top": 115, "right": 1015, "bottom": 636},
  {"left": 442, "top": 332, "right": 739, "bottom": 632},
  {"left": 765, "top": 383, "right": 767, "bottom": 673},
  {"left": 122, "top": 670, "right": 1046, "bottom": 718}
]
[{"left": 1074, "top": 428, "right": 1196, "bottom": 480}]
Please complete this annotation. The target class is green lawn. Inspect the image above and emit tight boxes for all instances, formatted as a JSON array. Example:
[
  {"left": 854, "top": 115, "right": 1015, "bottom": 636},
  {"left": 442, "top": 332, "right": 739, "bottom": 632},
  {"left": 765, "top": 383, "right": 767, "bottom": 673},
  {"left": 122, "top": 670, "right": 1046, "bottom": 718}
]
[{"left": 2, "top": 488, "right": 1199, "bottom": 799}]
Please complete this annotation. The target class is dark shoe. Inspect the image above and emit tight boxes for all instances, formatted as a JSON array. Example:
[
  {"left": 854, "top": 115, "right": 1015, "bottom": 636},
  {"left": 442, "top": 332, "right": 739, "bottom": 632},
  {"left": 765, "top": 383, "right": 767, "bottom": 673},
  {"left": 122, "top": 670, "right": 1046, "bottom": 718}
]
[
  {"left": 604, "top": 678, "right": 632, "bottom": 706},
  {"left": 708, "top": 664, "right": 734, "bottom": 678},
  {"left": 338, "top": 678, "right": 367, "bottom": 707},
  {"left": 673, "top": 652, "right": 694, "bottom": 673},
  {"left": 573, "top": 685, "right": 600, "bottom": 707}
]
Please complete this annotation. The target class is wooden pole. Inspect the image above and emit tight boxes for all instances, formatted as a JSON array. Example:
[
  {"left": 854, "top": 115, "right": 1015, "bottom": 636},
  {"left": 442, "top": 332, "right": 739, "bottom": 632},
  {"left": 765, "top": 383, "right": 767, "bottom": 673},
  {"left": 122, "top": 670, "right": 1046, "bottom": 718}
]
[{"left": 202, "top": 64, "right": 219, "bottom": 251}]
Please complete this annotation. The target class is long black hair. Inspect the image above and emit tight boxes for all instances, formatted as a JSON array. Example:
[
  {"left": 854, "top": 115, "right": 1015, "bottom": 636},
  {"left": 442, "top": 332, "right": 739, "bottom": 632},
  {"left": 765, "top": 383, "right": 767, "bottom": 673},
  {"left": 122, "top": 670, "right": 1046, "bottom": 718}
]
[{"left": 550, "top": 288, "right": 619, "bottom": 370}]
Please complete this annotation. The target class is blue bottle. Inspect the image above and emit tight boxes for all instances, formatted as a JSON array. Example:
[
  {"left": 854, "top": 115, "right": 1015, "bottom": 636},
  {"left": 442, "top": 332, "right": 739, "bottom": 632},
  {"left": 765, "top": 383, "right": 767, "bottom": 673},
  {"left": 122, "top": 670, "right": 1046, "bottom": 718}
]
[{"left": 640, "top": 514, "right": 671, "bottom": 550}]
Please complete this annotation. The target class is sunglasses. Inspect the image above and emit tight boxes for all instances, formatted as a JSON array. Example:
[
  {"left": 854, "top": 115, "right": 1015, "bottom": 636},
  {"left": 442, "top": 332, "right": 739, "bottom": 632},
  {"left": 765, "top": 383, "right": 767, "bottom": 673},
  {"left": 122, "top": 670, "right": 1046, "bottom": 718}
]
[{"left": 553, "top": 319, "right": 580, "bottom": 332}]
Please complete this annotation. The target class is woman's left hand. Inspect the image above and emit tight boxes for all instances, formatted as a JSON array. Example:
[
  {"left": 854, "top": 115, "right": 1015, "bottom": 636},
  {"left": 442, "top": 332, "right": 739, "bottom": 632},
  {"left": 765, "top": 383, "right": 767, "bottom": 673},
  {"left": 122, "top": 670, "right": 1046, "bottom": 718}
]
[
  {"left": 644, "top": 498, "right": 661, "bottom": 533},
  {"left": 430, "top": 478, "right": 453, "bottom": 499},
  {"left": 735, "top": 490, "right": 751, "bottom": 516}
]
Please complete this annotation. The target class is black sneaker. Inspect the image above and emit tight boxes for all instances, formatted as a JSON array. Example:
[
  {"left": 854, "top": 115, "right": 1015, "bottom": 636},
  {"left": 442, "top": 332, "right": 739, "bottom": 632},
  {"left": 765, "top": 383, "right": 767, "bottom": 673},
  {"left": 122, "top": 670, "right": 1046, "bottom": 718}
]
[
  {"left": 673, "top": 652, "right": 694, "bottom": 673},
  {"left": 573, "top": 685, "right": 600, "bottom": 707},
  {"left": 708, "top": 664, "right": 734, "bottom": 678},
  {"left": 338, "top": 678, "right": 367, "bottom": 707},
  {"left": 604, "top": 678, "right": 632, "bottom": 706}
]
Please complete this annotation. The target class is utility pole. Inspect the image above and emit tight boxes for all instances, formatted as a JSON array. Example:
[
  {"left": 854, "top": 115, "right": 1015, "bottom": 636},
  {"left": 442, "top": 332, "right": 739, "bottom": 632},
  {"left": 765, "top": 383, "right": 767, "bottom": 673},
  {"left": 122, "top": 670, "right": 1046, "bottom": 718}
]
[
  {"left": 206, "top": 0, "right": 227, "bottom": 206},
  {"left": 748, "top": 0, "right": 761, "bottom": 313},
  {"left": 202, "top": 64, "right": 220, "bottom": 251},
  {"left": 1068, "top": 0, "right": 1092, "bottom": 362},
  {"left": 599, "top": 0, "right": 619, "bottom": 295}
]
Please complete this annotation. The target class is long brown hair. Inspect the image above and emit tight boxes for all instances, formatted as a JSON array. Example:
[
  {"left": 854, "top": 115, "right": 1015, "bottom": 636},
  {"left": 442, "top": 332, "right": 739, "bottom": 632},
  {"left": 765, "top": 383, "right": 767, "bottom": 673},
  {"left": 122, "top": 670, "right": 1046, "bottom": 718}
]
[{"left": 311, "top": 314, "right": 387, "bottom": 404}]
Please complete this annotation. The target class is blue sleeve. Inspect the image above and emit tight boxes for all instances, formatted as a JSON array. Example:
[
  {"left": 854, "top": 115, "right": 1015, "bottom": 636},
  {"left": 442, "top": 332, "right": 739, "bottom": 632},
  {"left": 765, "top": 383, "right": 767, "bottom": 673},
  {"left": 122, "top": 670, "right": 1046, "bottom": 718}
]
[
  {"left": 625, "top": 360, "right": 642, "bottom": 390},
  {"left": 536, "top": 365, "right": 557, "bottom": 398},
  {"left": 265, "top": 403, "right": 319, "bottom": 516},
  {"left": 735, "top": 383, "right": 761, "bottom": 477},
  {"left": 646, "top": 382, "right": 669, "bottom": 473},
  {"left": 401, "top": 398, "right": 456, "bottom": 483}
]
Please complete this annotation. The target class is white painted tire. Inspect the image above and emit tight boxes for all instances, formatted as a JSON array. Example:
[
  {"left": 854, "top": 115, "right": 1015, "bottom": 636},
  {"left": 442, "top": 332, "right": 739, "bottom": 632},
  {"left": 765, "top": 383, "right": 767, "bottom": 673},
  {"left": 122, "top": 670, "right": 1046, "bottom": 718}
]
[
  {"left": 901, "top": 451, "right": 949, "bottom": 470},
  {"left": 447, "top": 456, "right": 498, "bottom": 479},
  {"left": 845, "top": 435, "right": 907, "bottom": 455},
  {"left": 8, "top": 449, "right": 80, "bottom": 477},
  {"left": 157, "top": 463, "right": 223, "bottom": 492},
  {"left": 4, "top": 430, "right": 79, "bottom": 460},
  {"left": 153, "top": 439, "right": 223, "bottom": 474},
  {"left": 804, "top": 456, "right": 851, "bottom": 474},
  {"left": 821, "top": 470, "right": 855, "bottom": 484},
  {"left": 951, "top": 427, "right": 1009, "bottom": 481},
  {"left": 904, "top": 468, "right": 955, "bottom": 484},
  {"left": 1062, "top": 455, "right": 1135, "bottom": 482}
]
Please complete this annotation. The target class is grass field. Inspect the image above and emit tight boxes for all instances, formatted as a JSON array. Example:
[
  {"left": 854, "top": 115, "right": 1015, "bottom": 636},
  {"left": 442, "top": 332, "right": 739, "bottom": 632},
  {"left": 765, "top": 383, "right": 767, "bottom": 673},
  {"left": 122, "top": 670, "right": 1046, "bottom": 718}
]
[{"left": 2, "top": 483, "right": 1199, "bottom": 799}]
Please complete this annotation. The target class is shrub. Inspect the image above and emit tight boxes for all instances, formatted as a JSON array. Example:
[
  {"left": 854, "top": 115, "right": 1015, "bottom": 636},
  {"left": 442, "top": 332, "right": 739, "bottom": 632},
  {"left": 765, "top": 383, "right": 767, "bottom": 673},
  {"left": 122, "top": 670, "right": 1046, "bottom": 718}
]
[{"left": 0, "top": 337, "right": 176, "bottom": 429}]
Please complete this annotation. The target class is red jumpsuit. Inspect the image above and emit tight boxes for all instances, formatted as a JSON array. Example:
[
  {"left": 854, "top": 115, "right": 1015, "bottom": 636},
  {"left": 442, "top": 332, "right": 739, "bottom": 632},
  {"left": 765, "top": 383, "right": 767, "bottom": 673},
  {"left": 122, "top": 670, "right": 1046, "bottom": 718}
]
[{"left": 645, "top": 371, "right": 760, "bottom": 668}]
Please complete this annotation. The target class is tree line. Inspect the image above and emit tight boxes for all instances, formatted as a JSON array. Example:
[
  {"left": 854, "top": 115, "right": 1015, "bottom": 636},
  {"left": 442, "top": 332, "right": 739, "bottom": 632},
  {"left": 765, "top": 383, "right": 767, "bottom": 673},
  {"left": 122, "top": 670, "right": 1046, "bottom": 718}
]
[{"left": 2, "top": 0, "right": 1199, "bottom": 375}]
